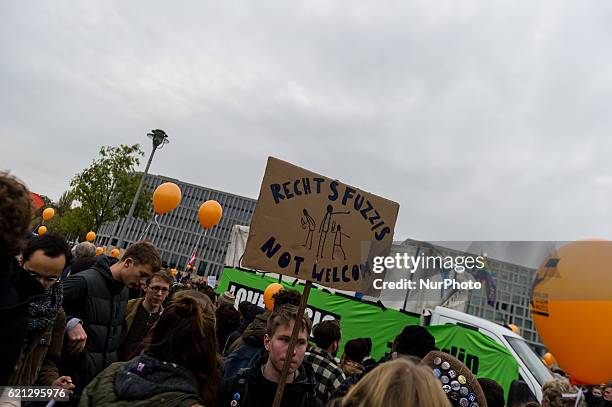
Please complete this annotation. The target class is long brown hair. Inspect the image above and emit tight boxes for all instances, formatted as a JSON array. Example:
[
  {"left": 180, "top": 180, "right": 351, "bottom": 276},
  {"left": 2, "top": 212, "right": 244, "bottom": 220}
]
[
  {"left": 144, "top": 290, "right": 220, "bottom": 405},
  {"left": 341, "top": 358, "right": 451, "bottom": 407}
]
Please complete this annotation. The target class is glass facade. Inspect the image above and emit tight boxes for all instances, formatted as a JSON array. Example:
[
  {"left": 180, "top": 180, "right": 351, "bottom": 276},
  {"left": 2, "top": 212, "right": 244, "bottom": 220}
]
[
  {"left": 393, "top": 240, "right": 545, "bottom": 351},
  {"left": 466, "top": 255, "right": 544, "bottom": 350}
]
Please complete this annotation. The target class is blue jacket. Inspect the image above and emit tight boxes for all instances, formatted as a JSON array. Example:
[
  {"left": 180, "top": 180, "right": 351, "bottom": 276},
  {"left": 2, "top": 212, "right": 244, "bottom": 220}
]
[{"left": 222, "top": 337, "right": 265, "bottom": 380}]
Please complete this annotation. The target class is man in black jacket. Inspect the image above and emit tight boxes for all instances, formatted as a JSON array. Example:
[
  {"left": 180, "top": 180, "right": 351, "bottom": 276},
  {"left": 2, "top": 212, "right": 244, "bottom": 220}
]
[
  {"left": 218, "top": 306, "right": 323, "bottom": 407},
  {"left": 61, "top": 240, "right": 161, "bottom": 400}
]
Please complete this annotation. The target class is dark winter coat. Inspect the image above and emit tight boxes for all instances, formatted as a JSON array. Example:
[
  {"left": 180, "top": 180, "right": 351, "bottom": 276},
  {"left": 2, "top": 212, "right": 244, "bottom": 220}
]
[
  {"left": 222, "top": 336, "right": 266, "bottom": 380},
  {"left": 79, "top": 354, "right": 202, "bottom": 407},
  {"left": 218, "top": 356, "right": 323, "bottom": 407},
  {"left": 0, "top": 256, "right": 45, "bottom": 383},
  {"left": 68, "top": 256, "right": 97, "bottom": 276},
  {"left": 216, "top": 305, "right": 241, "bottom": 354},
  {"left": 223, "top": 304, "right": 265, "bottom": 355},
  {"left": 222, "top": 310, "right": 269, "bottom": 379},
  {"left": 225, "top": 310, "right": 270, "bottom": 355},
  {"left": 62, "top": 256, "right": 129, "bottom": 393}
]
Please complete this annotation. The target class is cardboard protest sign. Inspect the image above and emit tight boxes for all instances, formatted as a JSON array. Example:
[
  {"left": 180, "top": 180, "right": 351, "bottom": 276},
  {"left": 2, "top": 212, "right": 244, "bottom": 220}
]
[{"left": 243, "top": 157, "right": 400, "bottom": 292}]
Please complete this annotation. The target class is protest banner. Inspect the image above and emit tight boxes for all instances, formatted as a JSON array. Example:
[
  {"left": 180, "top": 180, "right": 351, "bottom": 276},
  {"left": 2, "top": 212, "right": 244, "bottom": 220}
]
[
  {"left": 241, "top": 157, "right": 400, "bottom": 406},
  {"left": 243, "top": 157, "right": 400, "bottom": 293},
  {"left": 218, "top": 267, "right": 418, "bottom": 359},
  {"left": 218, "top": 267, "right": 519, "bottom": 399}
]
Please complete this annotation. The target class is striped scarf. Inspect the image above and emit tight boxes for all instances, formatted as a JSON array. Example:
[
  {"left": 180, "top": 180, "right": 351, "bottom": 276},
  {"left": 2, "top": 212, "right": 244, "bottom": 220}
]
[{"left": 27, "top": 280, "right": 63, "bottom": 336}]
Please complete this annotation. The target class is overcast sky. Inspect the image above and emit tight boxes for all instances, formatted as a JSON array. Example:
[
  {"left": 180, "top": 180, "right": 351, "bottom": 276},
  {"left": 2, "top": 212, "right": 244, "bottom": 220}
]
[{"left": 2, "top": 1, "right": 612, "bottom": 242}]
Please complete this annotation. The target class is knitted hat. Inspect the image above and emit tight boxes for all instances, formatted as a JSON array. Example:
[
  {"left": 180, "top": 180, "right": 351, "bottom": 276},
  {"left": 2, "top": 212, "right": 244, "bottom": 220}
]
[{"left": 217, "top": 291, "right": 236, "bottom": 308}]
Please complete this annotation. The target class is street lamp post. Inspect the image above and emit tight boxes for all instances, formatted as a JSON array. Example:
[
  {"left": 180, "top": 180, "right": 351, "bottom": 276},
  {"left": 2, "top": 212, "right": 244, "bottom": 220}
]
[{"left": 115, "top": 129, "right": 169, "bottom": 249}]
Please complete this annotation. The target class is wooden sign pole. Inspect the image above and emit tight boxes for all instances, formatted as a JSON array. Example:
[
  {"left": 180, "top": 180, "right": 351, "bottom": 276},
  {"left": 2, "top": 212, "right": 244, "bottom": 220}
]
[{"left": 271, "top": 280, "right": 313, "bottom": 407}]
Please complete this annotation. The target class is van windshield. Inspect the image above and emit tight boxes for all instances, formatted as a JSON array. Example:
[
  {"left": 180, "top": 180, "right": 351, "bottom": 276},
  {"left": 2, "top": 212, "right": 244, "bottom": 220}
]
[{"left": 505, "top": 336, "right": 552, "bottom": 386}]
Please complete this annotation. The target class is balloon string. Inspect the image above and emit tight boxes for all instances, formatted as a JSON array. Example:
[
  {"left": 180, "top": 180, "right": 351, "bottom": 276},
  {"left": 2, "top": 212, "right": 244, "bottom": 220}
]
[
  {"left": 151, "top": 213, "right": 164, "bottom": 246},
  {"left": 573, "top": 388, "right": 583, "bottom": 407},
  {"left": 140, "top": 218, "right": 154, "bottom": 240},
  {"left": 146, "top": 214, "right": 167, "bottom": 246}
]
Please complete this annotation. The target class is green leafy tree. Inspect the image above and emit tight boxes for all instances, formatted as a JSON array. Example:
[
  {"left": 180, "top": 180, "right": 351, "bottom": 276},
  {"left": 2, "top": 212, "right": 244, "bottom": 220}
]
[
  {"left": 45, "top": 207, "right": 89, "bottom": 240},
  {"left": 69, "top": 144, "right": 151, "bottom": 232},
  {"left": 55, "top": 190, "right": 74, "bottom": 216},
  {"left": 59, "top": 207, "right": 89, "bottom": 240},
  {"left": 51, "top": 191, "right": 88, "bottom": 240}
]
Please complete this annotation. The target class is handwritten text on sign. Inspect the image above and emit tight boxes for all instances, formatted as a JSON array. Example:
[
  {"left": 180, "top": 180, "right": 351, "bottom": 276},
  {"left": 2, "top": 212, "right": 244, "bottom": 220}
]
[{"left": 243, "top": 157, "right": 400, "bottom": 292}]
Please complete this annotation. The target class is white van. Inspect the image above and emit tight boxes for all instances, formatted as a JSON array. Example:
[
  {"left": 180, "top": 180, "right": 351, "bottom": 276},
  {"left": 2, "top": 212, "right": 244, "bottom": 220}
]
[{"left": 424, "top": 306, "right": 553, "bottom": 402}]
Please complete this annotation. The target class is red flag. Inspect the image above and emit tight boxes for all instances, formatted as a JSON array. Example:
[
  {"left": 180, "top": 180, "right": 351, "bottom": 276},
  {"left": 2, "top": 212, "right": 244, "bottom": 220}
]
[
  {"left": 29, "top": 192, "right": 45, "bottom": 211},
  {"left": 187, "top": 250, "right": 196, "bottom": 269}
]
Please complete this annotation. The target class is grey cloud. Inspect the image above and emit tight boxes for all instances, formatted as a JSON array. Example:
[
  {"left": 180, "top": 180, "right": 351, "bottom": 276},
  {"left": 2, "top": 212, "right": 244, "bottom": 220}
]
[{"left": 2, "top": 1, "right": 612, "bottom": 241}]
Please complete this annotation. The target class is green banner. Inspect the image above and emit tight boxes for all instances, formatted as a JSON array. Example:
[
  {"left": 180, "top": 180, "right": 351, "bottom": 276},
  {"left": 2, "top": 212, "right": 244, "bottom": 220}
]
[
  {"left": 217, "top": 267, "right": 419, "bottom": 360},
  {"left": 217, "top": 267, "right": 519, "bottom": 398},
  {"left": 426, "top": 325, "right": 519, "bottom": 399}
]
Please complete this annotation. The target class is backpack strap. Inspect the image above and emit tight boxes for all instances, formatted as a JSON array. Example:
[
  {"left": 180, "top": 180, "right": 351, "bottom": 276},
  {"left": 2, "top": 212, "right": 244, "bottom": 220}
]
[{"left": 228, "top": 368, "right": 250, "bottom": 407}]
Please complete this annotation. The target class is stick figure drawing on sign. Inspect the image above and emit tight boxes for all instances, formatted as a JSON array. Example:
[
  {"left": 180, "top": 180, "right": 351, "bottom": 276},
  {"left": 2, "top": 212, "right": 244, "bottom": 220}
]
[
  {"left": 316, "top": 205, "right": 350, "bottom": 258},
  {"left": 331, "top": 222, "right": 350, "bottom": 260},
  {"left": 300, "top": 209, "right": 316, "bottom": 250}
]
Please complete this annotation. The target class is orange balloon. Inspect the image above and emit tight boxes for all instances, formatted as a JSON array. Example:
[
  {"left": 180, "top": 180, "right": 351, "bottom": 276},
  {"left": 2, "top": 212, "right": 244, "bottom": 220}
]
[
  {"left": 198, "top": 200, "right": 222, "bottom": 229},
  {"left": 86, "top": 231, "right": 96, "bottom": 242},
  {"left": 543, "top": 352, "right": 556, "bottom": 366},
  {"left": 170, "top": 268, "right": 178, "bottom": 276},
  {"left": 152, "top": 182, "right": 182, "bottom": 214},
  {"left": 42, "top": 208, "right": 55, "bottom": 221},
  {"left": 37, "top": 225, "right": 47, "bottom": 235},
  {"left": 263, "top": 283, "right": 284, "bottom": 311},
  {"left": 531, "top": 240, "right": 612, "bottom": 384},
  {"left": 95, "top": 247, "right": 104, "bottom": 256},
  {"left": 110, "top": 248, "right": 121, "bottom": 258}
]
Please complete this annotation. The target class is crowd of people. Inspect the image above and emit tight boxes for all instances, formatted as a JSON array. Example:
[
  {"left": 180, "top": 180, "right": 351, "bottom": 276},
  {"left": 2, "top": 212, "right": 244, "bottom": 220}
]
[{"left": 1, "top": 171, "right": 611, "bottom": 407}]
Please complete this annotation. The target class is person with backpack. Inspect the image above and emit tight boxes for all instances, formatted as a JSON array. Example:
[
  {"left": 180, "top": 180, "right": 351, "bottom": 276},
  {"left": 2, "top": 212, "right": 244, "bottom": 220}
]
[{"left": 217, "top": 305, "right": 323, "bottom": 407}]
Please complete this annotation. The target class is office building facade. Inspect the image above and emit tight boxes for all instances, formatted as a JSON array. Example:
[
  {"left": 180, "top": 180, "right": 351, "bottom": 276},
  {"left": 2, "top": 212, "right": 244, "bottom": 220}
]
[
  {"left": 97, "top": 174, "right": 257, "bottom": 277},
  {"left": 465, "top": 255, "right": 544, "bottom": 351}
]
